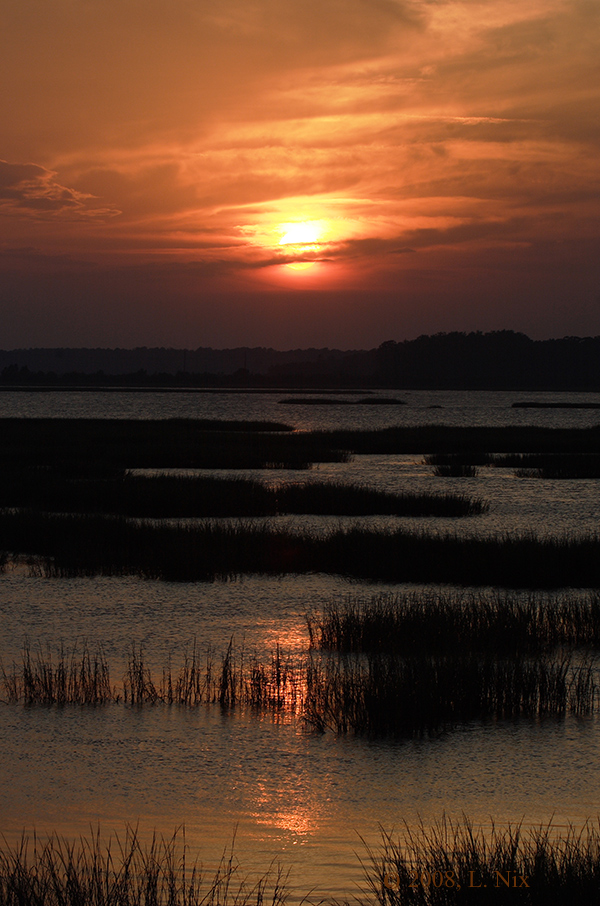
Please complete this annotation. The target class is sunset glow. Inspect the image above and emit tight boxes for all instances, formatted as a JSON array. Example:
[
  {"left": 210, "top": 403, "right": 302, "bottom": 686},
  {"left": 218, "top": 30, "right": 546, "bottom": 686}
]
[
  {"left": 1, "top": 0, "right": 599, "bottom": 346},
  {"left": 278, "top": 222, "right": 324, "bottom": 246},
  {"left": 277, "top": 221, "right": 327, "bottom": 270}
]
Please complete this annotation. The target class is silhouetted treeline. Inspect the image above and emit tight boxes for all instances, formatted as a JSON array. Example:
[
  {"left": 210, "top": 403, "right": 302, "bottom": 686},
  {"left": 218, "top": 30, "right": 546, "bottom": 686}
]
[{"left": 2, "top": 332, "right": 600, "bottom": 389}]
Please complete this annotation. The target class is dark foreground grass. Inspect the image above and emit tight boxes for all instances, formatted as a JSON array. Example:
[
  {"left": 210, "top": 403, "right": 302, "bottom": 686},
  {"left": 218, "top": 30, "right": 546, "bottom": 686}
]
[
  {"left": 2, "top": 512, "right": 600, "bottom": 586},
  {"left": 0, "top": 827, "right": 289, "bottom": 906},
  {"left": 365, "top": 816, "right": 600, "bottom": 904},
  {"left": 2, "top": 642, "right": 304, "bottom": 712},
  {"left": 307, "top": 590, "right": 600, "bottom": 655},
  {"left": 304, "top": 652, "right": 596, "bottom": 736},
  {"left": 316, "top": 424, "right": 600, "bottom": 455},
  {"left": 1, "top": 821, "right": 599, "bottom": 906},
  {"left": 0, "top": 419, "right": 346, "bottom": 471},
  {"left": 4, "top": 640, "right": 598, "bottom": 738},
  {"left": 491, "top": 453, "right": 600, "bottom": 479},
  {"left": 3, "top": 421, "right": 600, "bottom": 473},
  {"left": 0, "top": 472, "right": 487, "bottom": 518},
  {"left": 1, "top": 642, "right": 116, "bottom": 705}
]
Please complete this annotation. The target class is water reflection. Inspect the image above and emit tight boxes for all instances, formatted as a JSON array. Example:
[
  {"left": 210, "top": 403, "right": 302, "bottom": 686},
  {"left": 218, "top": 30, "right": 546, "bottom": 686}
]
[{"left": 1, "top": 701, "right": 599, "bottom": 898}]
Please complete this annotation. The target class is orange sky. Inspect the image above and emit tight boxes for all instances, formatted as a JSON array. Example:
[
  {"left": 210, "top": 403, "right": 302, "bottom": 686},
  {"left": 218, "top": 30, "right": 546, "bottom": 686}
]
[{"left": 1, "top": 0, "right": 599, "bottom": 348}]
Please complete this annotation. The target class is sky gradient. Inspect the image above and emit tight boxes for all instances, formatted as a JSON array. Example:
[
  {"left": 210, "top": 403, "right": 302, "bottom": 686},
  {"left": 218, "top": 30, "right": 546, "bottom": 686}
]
[{"left": 1, "top": 0, "right": 600, "bottom": 348}]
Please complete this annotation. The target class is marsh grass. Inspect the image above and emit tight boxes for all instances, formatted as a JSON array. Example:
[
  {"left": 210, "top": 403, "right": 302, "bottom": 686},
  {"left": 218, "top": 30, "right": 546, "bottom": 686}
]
[
  {"left": 3, "top": 513, "right": 600, "bottom": 586},
  {"left": 3, "top": 421, "right": 600, "bottom": 475},
  {"left": 1, "top": 642, "right": 117, "bottom": 705},
  {"left": 2, "top": 641, "right": 305, "bottom": 714},
  {"left": 0, "top": 826, "right": 289, "bottom": 906},
  {"left": 279, "top": 397, "right": 405, "bottom": 406},
  {"left": 303, "top": 652, "right": 597, "bottom": 737},
  {"left": 490, "top": 453, "right": 600, "bottom": 479},
  {"left": 307, "top": 591, "right": 600, "bottom": 655},
  {"left": 317, "top": 424, "right": 600, "bottom": 455},
  {"left": 1, "top": 820, "right": 599, "bottom": 906},
  {"left": 423, "top": 454, "right": 488, "bottom": 477},
  {"left": 123, "top": 641, "right": 304, "bottom": 712},
  {"left": 0, "top": 472, "right": 487, "bottom": 518},
  {"left": 364, "top": 816, "right": 600, "bottom": 904},
  {"left": 0, "top": 418, "right": 345, "bottom": 472},
  {"left": 3, "top": 640, "right": 597, "bottom": 738}
]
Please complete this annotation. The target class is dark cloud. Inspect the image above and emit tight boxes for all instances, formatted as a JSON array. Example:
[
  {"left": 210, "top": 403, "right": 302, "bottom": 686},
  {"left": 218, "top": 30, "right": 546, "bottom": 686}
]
[{"left": 0, "top": 159, "right": 120, "bottom": 219}]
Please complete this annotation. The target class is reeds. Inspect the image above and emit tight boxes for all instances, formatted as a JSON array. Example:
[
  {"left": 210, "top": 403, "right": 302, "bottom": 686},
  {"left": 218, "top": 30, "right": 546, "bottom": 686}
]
[
  {"left": 2, "top": 641, "right": 304, "bottom": 714},
  {"left": 3, "top": 420, "right": 600, "bottom": 475},
  {"left": 317, "top": 424, "right": 600, "bottom": 455},
  {"left": 423, "top": 454, "right": 490, "bottom": 477},
  {"left": 491, "top": 453, "right": 600, "bottom": 479},
  {"left": 364, "top": 816, "right": 600, "bottom": 904},
  {"left": 303, "top": 652, "right": 596, "bottom": 737},
  {"left": 0, "top": 826, "right": 289, "bottom": 906},
  {"left": 1, "top": 819, "right": 599, "bottom": 905},
  {"left": 307, "top": 591, "right": 600, "bottom": 655},
  {"left": 0, "top": 418, "right": 345, "bottom": 471},
  {"left": 3, "top": 637, "right": 598, "bottom": 738},
  {"left": 2, "top": 513, "right": 600, "bottom": 586},
  {"left": 0, "top": 472, "right": 487, "bottom": 518},
  {"left": 1, "top": 642, "right": 117, "bottom": 705},
  {"left": 123, "top": 641, "right": 304, "bottom": 712},
  {"left": 279, "top": 397, "right": 405, "bottom": 406}
]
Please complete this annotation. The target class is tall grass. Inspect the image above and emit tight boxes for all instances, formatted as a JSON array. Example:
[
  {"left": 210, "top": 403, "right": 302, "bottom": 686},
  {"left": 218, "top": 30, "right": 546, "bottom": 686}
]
[
  {"left": 3, "top": 513, "right": 600, "bottom": 586},
  {"left": 1, "top": 642, "right": 117, "bottom": 705},
  {"left": 0, "top": 827, "right": 289, "bottom": 906},
  {"left": 423, "top": 454, "right": 488, "bottom": 477},
  {"left": 124, "top": 641, "right": 304, "bottom": 712},
  {"left": 491, "top": 453, "right": 600, "bottom": 479},
  {"left": 2, "top": 642, "right": 304, "bottom": 713},
  {"left": 0, "top": 472, "right": 487, "bottom": 518},
  {"left": 307, "top": 590, "right": 600, "bottom": 655},
  {"left": 3, "top": 639, "right": 597, "bottom": 738},
  {"left": 317, "top": 424, "right": 600, "bottom": 455},
  {"left": 1, "top": 820, "right": 599, "bottom": 905},
  {"left": 0, "top": 418, "right": 345, "bottom": 471},
  {"left": 279, "top": 397, "right": 405, "bottom": 406},
  {"left": 3, "top": 420, "right": 600, "bottom": 474},
  {"left": 303, "top": 652, "right": 596, "bottom": 737},
  {"left": 364, "top": 816, "right": 600, "bottom": 904}
]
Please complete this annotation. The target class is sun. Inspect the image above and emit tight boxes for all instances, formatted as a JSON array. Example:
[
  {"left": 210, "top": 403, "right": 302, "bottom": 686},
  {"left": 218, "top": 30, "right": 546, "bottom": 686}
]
[
  {"left": 277, "top": 220, "right": 327, "bottom": 269},
  {"left": 279, "top": 222, "right": 322, "bottom": 245}
]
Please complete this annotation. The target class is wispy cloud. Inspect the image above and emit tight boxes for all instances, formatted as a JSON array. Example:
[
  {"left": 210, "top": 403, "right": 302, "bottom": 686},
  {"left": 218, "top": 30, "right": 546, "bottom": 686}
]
[{"left": 0, "top": 160, "right": 120, "bottom": 220}]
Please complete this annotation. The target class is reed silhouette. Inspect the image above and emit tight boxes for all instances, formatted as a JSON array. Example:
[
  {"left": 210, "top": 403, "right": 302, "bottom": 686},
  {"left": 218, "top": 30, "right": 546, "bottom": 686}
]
[{"left": 364, "top": 816, "right": 600, "bottom": 904}]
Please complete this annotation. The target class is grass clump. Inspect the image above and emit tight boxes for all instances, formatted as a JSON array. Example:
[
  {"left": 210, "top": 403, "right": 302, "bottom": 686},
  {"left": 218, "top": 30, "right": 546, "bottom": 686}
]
[
  {"left": 0, "top": 418, "right": 345, "bottom": 471},
  {"left": 304, "top": 652, "right": 596, "bottom": 737},
  {"left": 491, "top": 453, "right": 600, "bottom": 479},
  {"left": 1, "top": 642, "right": 117, "bottom": 705},
  {"left": 0, "top": 471, "right": 487, "bottom": 518},
  {"left": 123, "top": 641, "right": 304, "bottom": 712},
  {"left": 307, "top": 590, "right": 600, "bottom": 655},
  {"left": 316, "top": 424, "right": 600, "bottom": 455},
  {"left": 0, "top": 826, "right": 288, "bottom": 906},
  {"left": 3, "top": 638, "right": 598, "bottom": 739},
  {"left": 2, "top": 641, "right": 304, "bottom": 714},
  {"left": 424, "top": 454, "right": 491, "bottom": 477},
  {"left": 365, "top": 816, "right": 600, "bottom": 904},
  {"left": 4, "top": 513, "right": 600, "bottom": 586}
]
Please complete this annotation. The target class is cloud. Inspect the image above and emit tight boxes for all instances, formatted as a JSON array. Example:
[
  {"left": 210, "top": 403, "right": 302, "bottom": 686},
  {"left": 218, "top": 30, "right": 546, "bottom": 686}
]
[{"left": 0, "top": 160, "right": 120, "bottom": 220}]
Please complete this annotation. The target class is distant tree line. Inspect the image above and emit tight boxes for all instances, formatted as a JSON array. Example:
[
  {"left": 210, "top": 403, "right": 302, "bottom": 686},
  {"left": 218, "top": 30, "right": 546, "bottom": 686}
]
[{"left": 1, "top": 331, "right": 600, "bottom": 389}]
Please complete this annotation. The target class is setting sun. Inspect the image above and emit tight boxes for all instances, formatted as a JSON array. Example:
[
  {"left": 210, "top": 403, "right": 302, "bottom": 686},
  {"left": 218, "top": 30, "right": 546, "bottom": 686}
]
[
  {"left": 278, "top": 220, "right": 328, "bottom": 270},
  {"left": 279, "top": 221, "right": 323, "bottom": 245}
]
